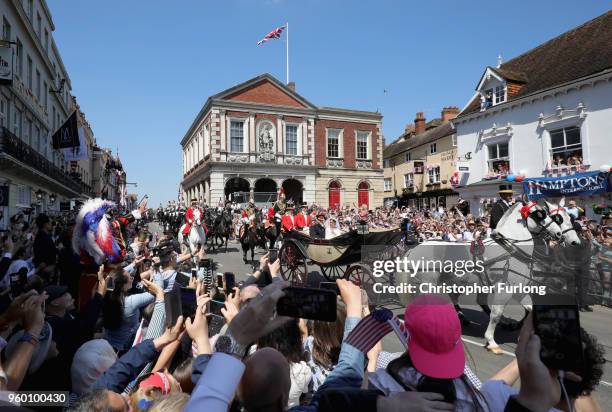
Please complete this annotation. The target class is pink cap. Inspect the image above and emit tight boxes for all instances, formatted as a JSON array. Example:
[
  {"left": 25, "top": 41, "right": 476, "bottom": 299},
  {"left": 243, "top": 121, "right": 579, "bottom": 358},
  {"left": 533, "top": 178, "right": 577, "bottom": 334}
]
[{"left": 404, "top": 294, "right": 464, "bottom": 379}]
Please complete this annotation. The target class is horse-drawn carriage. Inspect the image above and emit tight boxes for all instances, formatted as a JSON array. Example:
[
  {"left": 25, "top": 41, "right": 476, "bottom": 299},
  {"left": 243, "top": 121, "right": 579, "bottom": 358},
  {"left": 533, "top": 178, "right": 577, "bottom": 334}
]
[{"left": 279, "top": 228, "right": 404, "bottom": 285}]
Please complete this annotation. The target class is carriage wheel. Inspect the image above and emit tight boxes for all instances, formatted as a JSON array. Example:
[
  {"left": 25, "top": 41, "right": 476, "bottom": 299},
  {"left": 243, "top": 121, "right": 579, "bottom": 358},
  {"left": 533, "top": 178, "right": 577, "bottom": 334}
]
[
  {"left": 320, "top": 265, "right": 347, "bottom": 281},
  {"left": 344, "top": 264, "right": 377, "bottom": 305},
  {"left": 280, "top": 243, "right": 308, "bottom": 285}
]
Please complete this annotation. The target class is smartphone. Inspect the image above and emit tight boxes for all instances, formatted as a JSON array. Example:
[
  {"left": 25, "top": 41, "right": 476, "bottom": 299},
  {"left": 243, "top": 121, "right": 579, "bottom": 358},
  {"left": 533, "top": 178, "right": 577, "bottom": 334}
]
[
  {"left": 216, "top": 274, "right": 223, "bottom": 289},
  {"left": 208, "top": 314, "right": 225, "bottom": 336},
  {"left": 175, "top": 272, "right": 191, "bottom": 288},
  {"left": 138, "top": 194, "right": 148, "bottom": 207},
  {"left": 533, "top": 303, "right": 584, "bottom": 373},
  {"left": 276, "top": 287, "right": 337, "bottom": 322},
  {"left": 223, "top": 272, "right": 236, "bottom": 296},
  {"left": 319, "top": 281, "right": 339, "bottom": 295},
  {"left": 164, "top": 288, "right": 182, "bottom": 327},
  {"left": 268, "top": 248, "right": 279, "bottom": 264},
  {"left": 191, "top": 269, "right": 197, "bottom": 280},
  {"left": 208, "top": 299, "right": 225, "bottom": 316},
  {"left": 180, "top": 287, "right": 197, "bottom": 318},
  {"left": 106, "top": 276, "right": 115, "bottom": 292}
]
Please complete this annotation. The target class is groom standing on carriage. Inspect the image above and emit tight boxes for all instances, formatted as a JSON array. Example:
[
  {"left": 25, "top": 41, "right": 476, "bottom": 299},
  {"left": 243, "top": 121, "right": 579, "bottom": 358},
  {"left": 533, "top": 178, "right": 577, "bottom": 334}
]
[{"left": 489, "top": 184, "right": 514, "bottom": 232}]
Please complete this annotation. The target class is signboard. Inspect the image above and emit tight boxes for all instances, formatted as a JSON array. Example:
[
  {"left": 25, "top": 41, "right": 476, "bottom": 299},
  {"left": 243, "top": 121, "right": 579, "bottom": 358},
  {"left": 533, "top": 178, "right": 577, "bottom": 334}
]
[
  {"left": 457, "top": 161, "right": 470, "bottom": 172},
  {"left": 52, "top": 111, "right": 80, "bottom": 149},
  {"left": 0, "top": 44, "right": 12, "bottom": 84},
  {"left": 523, "top": 171, "right": 610, "bottom": 200},
  {"left": 0, "top": 185, "right": 8, "bottom": 207}
]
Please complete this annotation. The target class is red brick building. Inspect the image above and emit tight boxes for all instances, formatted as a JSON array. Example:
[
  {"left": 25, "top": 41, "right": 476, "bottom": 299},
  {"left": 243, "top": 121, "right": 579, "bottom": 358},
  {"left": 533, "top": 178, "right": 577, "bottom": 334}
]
[{"left": 181, "top": 74, "right": 384, "bottom": 208}]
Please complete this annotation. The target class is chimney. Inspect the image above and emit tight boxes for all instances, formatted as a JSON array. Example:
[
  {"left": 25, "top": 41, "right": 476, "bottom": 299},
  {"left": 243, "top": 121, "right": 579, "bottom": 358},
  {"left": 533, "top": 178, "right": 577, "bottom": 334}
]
[
  {"left": 414, "top": 112, "right": 426, "bottom": 135},
  {"left": 441, "top": 106, "right": 460, "bottom": 123},
  {"left": 287, "top": 81, "right": 296, "bottom": 92}
]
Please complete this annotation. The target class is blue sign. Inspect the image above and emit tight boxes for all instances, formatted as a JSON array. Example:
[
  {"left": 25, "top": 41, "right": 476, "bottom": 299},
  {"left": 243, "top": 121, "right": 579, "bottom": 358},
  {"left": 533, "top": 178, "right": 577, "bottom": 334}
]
[{"left": 523, "top": 171, "right": 611, "bottom": 200}]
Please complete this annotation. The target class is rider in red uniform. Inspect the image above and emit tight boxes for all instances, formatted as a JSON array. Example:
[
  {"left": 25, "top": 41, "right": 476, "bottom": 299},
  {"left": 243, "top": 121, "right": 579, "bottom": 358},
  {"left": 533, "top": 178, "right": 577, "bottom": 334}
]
[
  {"left": 183, "top": 199, "right": 203, "bottom": 236},
  {"left": 294, "top": 204, "right": 312, "bottom": 230}
]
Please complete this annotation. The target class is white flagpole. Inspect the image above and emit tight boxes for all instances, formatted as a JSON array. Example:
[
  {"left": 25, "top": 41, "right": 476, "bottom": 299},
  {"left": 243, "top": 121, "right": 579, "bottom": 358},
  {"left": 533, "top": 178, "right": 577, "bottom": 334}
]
[{"left": 286, "top": 22, "right": 289, "bottom": 84}]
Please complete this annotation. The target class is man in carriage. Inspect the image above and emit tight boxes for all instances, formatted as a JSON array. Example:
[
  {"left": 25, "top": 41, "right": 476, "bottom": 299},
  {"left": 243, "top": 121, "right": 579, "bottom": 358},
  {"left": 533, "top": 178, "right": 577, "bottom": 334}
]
[
  {"left": 294, "top": 203, "right": 312, "bottom": 231},
  {"left": 309, "top": 211, "right": 326, "bottom": 239},
  {"left": 281, "top": 201, "right": 296, "bottom": 233}
]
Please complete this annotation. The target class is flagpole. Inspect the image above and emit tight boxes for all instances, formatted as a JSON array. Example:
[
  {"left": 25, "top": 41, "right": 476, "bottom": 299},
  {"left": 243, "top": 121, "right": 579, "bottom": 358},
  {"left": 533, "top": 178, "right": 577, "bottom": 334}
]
[{"left": 286, "top": 22, "right": 289, "bottom": 84}]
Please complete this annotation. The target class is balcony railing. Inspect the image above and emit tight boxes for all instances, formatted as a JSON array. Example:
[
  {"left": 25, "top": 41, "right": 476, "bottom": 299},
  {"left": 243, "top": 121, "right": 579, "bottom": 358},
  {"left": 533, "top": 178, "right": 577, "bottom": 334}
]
[{"left": 0, "top": 127, "right": 82, "bottom": 194}]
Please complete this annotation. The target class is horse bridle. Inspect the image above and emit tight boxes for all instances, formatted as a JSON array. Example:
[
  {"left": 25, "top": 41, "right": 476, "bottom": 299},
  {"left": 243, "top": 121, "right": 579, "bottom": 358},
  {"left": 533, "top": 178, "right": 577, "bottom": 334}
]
[
  {"left": 521, "top": 202, "right": 557, "bottom": 239},
  {"left": 547, "top": 206, "right": 578, "bottom": 237}
]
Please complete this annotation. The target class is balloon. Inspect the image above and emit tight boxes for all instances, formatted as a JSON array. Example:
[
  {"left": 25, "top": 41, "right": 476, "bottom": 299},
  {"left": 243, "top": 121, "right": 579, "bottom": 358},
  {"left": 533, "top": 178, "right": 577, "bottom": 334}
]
[
  {"left": 506, "top": 174, "right": 516, "bottom": 182},
  {"left": 519, "top": 169, "right": 528, "bottom": 176},
  {"left": 599, "top": 164, "right": 611, "bottom": 173},
  {"left": 515, "top": 175, "right": 524, "bottom": 183}
]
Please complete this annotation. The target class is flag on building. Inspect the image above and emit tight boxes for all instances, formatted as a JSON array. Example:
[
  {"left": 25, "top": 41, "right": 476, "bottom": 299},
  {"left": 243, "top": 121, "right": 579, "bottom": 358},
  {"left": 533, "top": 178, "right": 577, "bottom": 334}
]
[
  {"left": 52, "top": 111, "right": 80, "bottom": 149},
  {"left": 62, "top": 127, "right": 89, "bottom": 161},
  {"left": 257, "top": 25, "right": 285, "bottom": 45}
]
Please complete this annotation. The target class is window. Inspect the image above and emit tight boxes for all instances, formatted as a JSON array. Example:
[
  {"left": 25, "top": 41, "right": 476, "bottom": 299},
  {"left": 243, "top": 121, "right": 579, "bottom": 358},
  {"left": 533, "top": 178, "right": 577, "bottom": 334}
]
[
  {"left": 550, "top": 126, "right": 582, "bottom": 167},
  {"left": 285, "top": 124, "right": 298, "bottom": 155},
  {"left": 13, "top": 109, "right": 21, "bottom": 137},
  {"left": 43, "top": 80, "right": 47, "bottom": 110},
  {"left": 36, "top": 13, "right": 41, "bottom": 37},
  {"left": 229, "top": 120, "right": 244, "bottom": 152},
  {"left": 27, "top": 0, "right": 34, "bottom": 21},
  {"left": 327, "top": 129, "right": 340, "bottom": 158},
  {"left": 495, "top": 85, "right": 506, "bottom": 104},
  {"left": 429, "top": 143, "right": 437, "bottom": 154},
  {"left": 44, "top": 29, "right": 49, "bottom": 52},
  {"left": 404, "top": 173, "right": 413, "bottom": 188},
  {"left": 356, "top": 131, "right": 369, "bottom": 160},
  {"left": 17, "top": 185, "right": 31, "bottom": 207},
  {"left": 487, "top": 142, "right": 510, "bottom": 174},
  {"left": 428, "top": 166, "right": 441, "bottom": 183},
  {"left": 2, "top": 17, "right": 11, "bottom": 41},
  {"left": 0, "top": 97, "right": 6, "bottom": 127},
  {"left": 33, "top": 124, "right": 40, "bottom": 151},
  {"left": 383, "top": 159, "right": 391, "bottom": 168},
  {"left": 451, "top": 134, "right": 457, "bottom": 147},
  {"left": 15, "top": 39, "right": 23, "bottom": 76},
  {"left": 26, "top": 55, "right": 32, "bottom": 90},
  {"left": 384, "top": 178, "right": 392, "bottom": 191},
  {"left": 35, "top": 69, "right": 40, "bottom": 101},
  {"left": 405, "top": 151, "right": 411, "bottom": 162}
]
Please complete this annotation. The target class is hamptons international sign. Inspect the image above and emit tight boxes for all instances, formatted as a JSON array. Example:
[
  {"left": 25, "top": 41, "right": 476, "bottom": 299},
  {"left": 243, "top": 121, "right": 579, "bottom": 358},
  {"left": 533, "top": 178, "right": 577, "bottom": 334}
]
[{"left": 523, "top": 171, "right": 611, "bottom": 200}]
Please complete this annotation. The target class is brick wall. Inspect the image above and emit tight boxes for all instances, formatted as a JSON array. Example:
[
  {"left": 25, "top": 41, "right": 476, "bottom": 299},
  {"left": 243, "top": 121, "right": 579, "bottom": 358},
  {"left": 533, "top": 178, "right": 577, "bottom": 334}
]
[
  {"left": 226, "top": 80, "right": 306, "bottom": 108},
  {"left": 314, "top": 119, "right": 379, "bottom": 169},
  {"left": 507, "top": 82, "right": 524, "bottom": 99}
]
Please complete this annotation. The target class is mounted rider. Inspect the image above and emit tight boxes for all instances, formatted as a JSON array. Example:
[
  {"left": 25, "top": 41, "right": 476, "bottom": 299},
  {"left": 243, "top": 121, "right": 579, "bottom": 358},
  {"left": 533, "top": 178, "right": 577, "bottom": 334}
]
[
  {"left": 182, "top": 198, "right": 204, "bottom": 237},
  {"left": 281, "top": 201, "right": 296, "bottom": 233},
  {"left": 273, "top": 188, "right": 287, "bottom": 235},
  {"left": 242, "top": 198, "right": 256, "bottom": 219}
]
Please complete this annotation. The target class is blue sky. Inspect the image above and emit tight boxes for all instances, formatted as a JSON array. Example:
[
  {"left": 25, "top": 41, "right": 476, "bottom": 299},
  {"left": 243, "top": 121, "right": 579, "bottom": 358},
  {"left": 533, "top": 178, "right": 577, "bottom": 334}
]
[{"left": 47, "top": 0, "right": 610, "bottom": 206}]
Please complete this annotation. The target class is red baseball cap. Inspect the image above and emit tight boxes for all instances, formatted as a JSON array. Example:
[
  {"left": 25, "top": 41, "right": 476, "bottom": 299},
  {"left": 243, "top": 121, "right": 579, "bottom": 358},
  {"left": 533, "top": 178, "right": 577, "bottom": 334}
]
[{"left": 404, "top": 294, "right": 464, "bottom": 379}]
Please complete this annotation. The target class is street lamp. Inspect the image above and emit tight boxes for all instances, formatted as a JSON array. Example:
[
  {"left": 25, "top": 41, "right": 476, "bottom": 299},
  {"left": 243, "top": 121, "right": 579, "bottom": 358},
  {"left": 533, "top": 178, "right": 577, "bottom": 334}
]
[
  {"left": 49, "top": 193, "right": 56, "bottom": 205},
  {"left": 35, "top": 190, "right": 45, "bottom": 205}
]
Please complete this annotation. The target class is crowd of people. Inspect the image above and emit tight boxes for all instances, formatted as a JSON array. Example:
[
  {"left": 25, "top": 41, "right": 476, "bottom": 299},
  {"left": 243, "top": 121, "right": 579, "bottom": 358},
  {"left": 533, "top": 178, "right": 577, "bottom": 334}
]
[{"left": 0, "top": 191, "right": 609, "bottom": 411}]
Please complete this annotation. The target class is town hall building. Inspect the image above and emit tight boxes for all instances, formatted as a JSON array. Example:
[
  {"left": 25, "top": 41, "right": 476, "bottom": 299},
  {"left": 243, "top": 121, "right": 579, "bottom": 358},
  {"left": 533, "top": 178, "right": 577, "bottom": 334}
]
[{"left": 180, "top": 74, "right": 384, "bottom": 209}]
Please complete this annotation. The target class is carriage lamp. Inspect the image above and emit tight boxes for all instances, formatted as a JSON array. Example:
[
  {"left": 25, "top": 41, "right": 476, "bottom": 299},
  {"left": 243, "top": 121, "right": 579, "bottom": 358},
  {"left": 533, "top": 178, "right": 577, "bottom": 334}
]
[
  {"left": 357, "top": 220, "right": 369, "bottom": 235},
  {"left": 49, "top": 193, "right": 56, "bottom": 205}
]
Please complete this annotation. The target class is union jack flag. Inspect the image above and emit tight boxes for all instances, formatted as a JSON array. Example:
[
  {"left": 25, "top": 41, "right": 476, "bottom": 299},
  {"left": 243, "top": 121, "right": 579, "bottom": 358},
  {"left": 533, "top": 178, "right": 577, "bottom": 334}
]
[{"left": 257, "top": 25, "right": 285, "bottom": 45}]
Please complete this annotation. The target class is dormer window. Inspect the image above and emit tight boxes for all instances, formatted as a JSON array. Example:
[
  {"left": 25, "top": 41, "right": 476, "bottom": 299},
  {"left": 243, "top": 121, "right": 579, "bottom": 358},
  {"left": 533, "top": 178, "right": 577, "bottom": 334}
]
[{"left": 494, "top": 85, "right": 506, "bottom": 104}]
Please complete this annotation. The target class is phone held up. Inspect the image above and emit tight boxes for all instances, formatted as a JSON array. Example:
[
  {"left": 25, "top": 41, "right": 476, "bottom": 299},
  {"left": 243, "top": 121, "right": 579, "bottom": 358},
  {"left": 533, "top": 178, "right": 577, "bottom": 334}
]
[
  {"left": 532, "top": 295, "right": 584, "bottom": 375},
  {"left": 223, "top": 272, "right": 235, "bottom": 296},
  {"left": 277, "top": 287, "right": 337, "bottom": 322}
]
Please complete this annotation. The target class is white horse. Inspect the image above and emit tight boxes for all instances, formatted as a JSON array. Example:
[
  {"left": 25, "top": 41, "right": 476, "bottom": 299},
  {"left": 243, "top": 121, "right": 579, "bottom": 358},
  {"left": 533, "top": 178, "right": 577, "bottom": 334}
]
[
  {"left": 178, "top": 208, "right": 206, "bottom": 260},
  {"left": 395, "top": 201, "right": 565, "bottom": 353},
  {"left": 545, "top": 197, "right": 581, "bottom": 246}
]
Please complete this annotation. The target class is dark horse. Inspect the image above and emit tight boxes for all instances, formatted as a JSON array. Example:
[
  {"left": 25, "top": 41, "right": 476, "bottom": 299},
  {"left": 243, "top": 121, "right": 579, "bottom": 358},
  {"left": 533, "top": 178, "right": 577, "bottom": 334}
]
[
  {"left": 210, "top": 210, "right": 232, "bottom": 252},
  {"left": 240, "top": 220, "right": 259, "bottom": 263},
  {"left": 258, "top": 219, "right": 279, "bottom": 250}
]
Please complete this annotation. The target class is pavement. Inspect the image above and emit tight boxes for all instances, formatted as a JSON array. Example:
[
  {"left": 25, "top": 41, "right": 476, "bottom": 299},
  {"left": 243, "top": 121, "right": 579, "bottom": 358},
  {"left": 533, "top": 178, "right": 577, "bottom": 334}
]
[{"left": 150, "top": 222, "right": 612, "bottom": 407}]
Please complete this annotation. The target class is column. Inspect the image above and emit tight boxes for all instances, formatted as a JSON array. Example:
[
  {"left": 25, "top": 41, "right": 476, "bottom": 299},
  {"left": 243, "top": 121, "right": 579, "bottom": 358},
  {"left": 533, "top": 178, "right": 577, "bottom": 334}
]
[
  {"left": 276, "top": 115, "right": 284, "bottom": 162},
  {"left": 220, "top": 110, "right": 227, "bottom": 153},
  {"left": 249, "top": 112, "right": 256, "bottom": 159}
]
